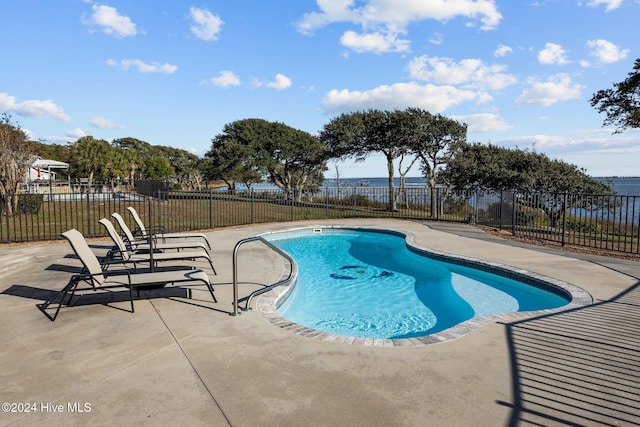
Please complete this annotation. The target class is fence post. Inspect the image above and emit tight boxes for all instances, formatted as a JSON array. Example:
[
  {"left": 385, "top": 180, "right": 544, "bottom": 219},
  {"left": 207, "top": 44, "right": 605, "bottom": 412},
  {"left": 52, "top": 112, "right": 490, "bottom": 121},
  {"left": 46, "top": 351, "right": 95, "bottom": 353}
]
[
  {"left": 353, "top": 187, "right": 356, "bottom": 212},
  {"left": 86, "top": 192, "right": 91, "bottom": 237},
  {"left": 473, "top": 188, "right": 480, "bottom": 225},
  {"left": 147, "top": 197, "right": 153, "bottom": 231},
  {"left": 156, "top": 190, "right": 162, "bottom": 230},
  {"left": 325, "top": 188, "right": 329, "bottom": 219},
  {"left": 561, "top": 192, "right": 568, "bottom": 247},
  {"left": 3, "top": 195, "right": 10, "bottom": 243},
  {"left": 498, "top": 190, "right": 503, "bottom": 230},
  {"left": 209, "top": 189, "right": 213, "bottom": 229},
  {"left": 636, "top": 196, "right": 640, "bottom": 255},
  {"left": 424, "top": 188, "right": 428, "bottom": 220},
  {"left": 512, "top": 192, "right": 517, "bottom": 236},
  {"left": 250, "top": 189, "right": 255, "bottom": 224}
]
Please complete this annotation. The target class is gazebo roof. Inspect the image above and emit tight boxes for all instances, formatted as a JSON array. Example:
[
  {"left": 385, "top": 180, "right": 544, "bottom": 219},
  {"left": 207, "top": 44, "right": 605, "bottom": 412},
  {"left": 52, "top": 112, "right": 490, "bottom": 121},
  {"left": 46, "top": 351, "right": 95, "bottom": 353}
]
[{"left": 31, "top": 157, "right": 70, "bottom": 169}]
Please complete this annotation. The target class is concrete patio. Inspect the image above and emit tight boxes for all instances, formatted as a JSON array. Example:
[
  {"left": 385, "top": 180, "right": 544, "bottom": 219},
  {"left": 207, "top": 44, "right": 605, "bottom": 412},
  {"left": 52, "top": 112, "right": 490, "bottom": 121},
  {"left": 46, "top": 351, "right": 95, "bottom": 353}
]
[{"left": 1, "top": 219, "right": 638, "bottom": 426}]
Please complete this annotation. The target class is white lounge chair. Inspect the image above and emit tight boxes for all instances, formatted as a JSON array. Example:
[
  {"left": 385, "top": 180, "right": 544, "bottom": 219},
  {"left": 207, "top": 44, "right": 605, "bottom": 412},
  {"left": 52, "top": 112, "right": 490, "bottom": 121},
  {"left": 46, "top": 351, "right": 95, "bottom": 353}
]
[
  {"left": 127, "top": 206, "right": 212, "bottom": 250},
  {"left": 48, "top": 229, "right": 216, "bottom": 320},
  {"left": 99, "top": 218, "right": 216, "bottom": 274},
  {"left": 111, "top": 212, "right": 208, "bottom": 253}
]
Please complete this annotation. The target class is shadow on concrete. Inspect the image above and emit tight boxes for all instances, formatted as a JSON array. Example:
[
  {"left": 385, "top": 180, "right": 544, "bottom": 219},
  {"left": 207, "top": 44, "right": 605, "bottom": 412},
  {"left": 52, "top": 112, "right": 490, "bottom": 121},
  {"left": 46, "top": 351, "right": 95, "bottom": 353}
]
[
  {"left": 45, "top": 263, "right": 83, "bottom": 273},
  {"left": 497, "top": 281, "right": 640, "bottom": 426},
  {"left": 2, "top": 284, "right": 194, "bottom": 320},
  {"left": 2, "top": 264, "right": 234, "bottom": 320}
]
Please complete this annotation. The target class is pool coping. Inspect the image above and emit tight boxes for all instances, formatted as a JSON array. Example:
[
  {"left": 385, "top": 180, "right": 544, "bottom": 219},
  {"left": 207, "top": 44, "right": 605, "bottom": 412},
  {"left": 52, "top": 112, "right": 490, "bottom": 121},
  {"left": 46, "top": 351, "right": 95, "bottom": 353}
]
[{"left": 255, "top": 226, "right": 594, "bottom": 347}]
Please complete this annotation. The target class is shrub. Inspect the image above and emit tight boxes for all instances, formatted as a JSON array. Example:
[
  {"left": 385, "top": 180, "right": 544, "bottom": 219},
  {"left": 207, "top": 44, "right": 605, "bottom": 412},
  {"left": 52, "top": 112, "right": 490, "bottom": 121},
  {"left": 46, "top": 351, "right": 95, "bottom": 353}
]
[
  {"left": 17, "top": 194, "right": 44, "bottom": 214},
  {"left": 562, "top": 215, "right": 602, "bottom": 234}
]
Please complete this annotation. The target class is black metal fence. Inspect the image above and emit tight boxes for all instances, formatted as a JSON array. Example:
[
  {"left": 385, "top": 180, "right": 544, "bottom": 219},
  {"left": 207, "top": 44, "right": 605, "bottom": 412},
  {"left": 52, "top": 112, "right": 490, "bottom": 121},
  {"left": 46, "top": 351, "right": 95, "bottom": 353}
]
[{"left": 2, "top": 187, "right": 639, "bottom": 255}]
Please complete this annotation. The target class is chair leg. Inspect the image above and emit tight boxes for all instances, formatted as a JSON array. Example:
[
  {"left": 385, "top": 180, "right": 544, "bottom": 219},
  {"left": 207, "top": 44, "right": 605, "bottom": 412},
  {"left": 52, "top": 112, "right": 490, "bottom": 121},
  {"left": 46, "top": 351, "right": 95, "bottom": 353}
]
[
  {"left": 206, "top": 282, "right": 217, "bottom": 303},
  {"left": 51, "top": 280, "right": 78, "bottom": 321},
  {"left": 51, "top": 290, "right": 69, "bottom": 321},
  {"left": 208, "top": 259, "right": 217, "bottom": 275}
]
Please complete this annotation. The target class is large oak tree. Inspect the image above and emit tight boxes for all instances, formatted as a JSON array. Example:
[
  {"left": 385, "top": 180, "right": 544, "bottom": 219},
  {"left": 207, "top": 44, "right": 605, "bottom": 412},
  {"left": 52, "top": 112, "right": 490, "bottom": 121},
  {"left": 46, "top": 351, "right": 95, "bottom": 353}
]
[
  {"left": 407, "top": 109, "right": 467, "bottom": 217},
  {"left": 590, "top": 57, "right": 640, "bottom": 133},
  {"left": 319, "top": 109, "right": 416, "bottom": 211},
  {"left": 205, "top": 119, "right": 327, "bottom": 200},
  {"left": 319, "top": 108, "right": 466, "bottom": 212}
]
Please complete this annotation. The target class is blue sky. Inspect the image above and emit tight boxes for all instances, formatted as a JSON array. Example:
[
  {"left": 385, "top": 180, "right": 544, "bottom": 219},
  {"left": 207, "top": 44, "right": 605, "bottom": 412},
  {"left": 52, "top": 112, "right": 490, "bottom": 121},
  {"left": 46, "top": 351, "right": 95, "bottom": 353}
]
[{"left": 1, "top": 0, "right": 638, "bottom": 178}]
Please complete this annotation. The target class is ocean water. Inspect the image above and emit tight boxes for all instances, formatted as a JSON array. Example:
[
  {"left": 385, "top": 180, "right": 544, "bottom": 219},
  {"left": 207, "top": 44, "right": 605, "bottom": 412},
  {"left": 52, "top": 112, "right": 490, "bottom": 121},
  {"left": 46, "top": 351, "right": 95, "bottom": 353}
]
[
  {"left": 246, "top": 176, "right": 640, "bottom": 196},
  {"left": 598, "top": 177, "right": 640, "bottom": 196},
  {"left": 325, "top": 176, "right": 640, "bottom": 196}
]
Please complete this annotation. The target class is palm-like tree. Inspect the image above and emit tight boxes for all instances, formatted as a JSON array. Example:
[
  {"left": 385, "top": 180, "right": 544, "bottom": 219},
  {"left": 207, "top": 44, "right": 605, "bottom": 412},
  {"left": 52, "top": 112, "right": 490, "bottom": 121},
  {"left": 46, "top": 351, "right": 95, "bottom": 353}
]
[{"left": 70, "top": 136, "right": 109, "bottom": 193}]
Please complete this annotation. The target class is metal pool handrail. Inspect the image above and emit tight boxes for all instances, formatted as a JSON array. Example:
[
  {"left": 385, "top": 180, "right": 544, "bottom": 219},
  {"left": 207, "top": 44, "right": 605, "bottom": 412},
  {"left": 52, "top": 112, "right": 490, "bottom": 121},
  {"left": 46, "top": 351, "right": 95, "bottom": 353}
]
[{"left": 232, "top": 236, "right": 296, "bottom": 316}]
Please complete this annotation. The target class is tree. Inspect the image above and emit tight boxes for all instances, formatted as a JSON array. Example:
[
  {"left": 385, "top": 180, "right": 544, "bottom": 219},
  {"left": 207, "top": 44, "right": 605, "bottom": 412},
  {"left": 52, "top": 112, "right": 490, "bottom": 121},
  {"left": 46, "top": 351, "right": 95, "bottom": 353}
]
[
  {"left": 590, "top": 57, "right": 640, "bottom": 133},
  {"left": 206, "top": 119, "right": 327, "bottom": 200},
  {"left": 112, "top": 137, "right": 201, "bottom": 187},
  {"left": 407, "top": 109, "right": 467, "bottom": 217},
  {"left": 103, "top": 145, "right": 130, "bottom": 192},
  {"left": 70, "top": 136, "right": 110, "bottom": 192},
  {"left": 111, "top": 138, "right": 141, "bottom": 189},
  {"left": 204, "top": 119, "right": 270, "bottom": 191},
  {"left": 442, "top": 142, "right": 611, "bottom": 193},
  {"left": 396, "top": 152, "right": 419, "bottom": 209},
  {"left": 319, "top": 109, "right": 416, "bottom": 211},
  {"left": 260, "top": 121, "right": 326, "bottom": 201},
  {"left": 0, "top": 113, "right": 37, "bottom": 214},
  {"left": 143, "top": 157, "right": 175, "bottom": 180},
  {"left": 441, "top": 142, "right": 613, "bottom": 226},
  {"left": 158, "top": 146, "right": 203, "bottom": 190},
  {"left": 112, "top": 137, "right": 157, "bottom": 161},
  {"left": 123, "top": 149, "right": 140, "bottom": 191},
  {"left": 203, "top": 136, "right": 263, "bottom": 191}
]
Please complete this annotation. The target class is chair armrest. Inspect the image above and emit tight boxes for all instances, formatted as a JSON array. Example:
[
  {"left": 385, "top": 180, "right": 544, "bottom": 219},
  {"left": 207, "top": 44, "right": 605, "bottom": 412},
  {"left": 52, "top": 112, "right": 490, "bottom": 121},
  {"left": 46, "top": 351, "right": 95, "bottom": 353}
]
[
  {"left": 148, "top": 225, "right": 166, "bottom": 234},
  {"left": 70, "top": 269, "right": 132, "bottom": 289}
]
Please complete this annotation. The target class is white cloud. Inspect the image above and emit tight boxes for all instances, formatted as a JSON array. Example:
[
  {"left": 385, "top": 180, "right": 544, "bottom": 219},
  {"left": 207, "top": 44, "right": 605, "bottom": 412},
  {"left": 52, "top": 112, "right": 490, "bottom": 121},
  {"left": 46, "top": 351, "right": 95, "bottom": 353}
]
[
  {"left": 455, "top": 113, "right": 512, "bottom": 133},
  {"left": 296, "top": 0, "right": 359, "bottom": 34},
  {"left": 407, "top": 56, "right": 517, "bottom": 90},
  {"left": 340, "top": 30, "right": 410, "bottom": 54},
  {"left": 297, "top": 1, "right": 502, "bottom": 54},
  {"left": 503, "top": 129, "right": 640, "bottom": 158},
  {"left": 0, "top": 92, "right": 71, "bottom": 122},
  {"left": 429, "top": 32, "right": 444, "bottom": 45},
  {"left": 66, "top": 128, "right": 87, "bottom": 139},
  {"left": 494, "top": 44, "right": 513, "bottom": 57},
  {"left": 90, "top": 116, "right": 124, "bottom": 129},
  {"left": 255, "top": 73, "right": 292, "bottom": 90},
  {"left": 584, "top": 0, "right": 624, "bottom": 11},
  {"left": 107, "top": 59, "right": 177, "bottom": 74},
  {"left": 82, "top": 4, "right": 137, "bottom": 38},
  {"left": 586, "top": 39, "right": 629, "bottom": 64},
  {"left": 516, "top": 73, "right": 583, "bottom": 106},
  {"left": 20, "top": 127, "right": 35, "bottom": 140},
  {"left": 538, "top": 43, "right": 569, "bottom": 65},
  {"left": 208, "top": 70, "right": 241, "bottom": 87},
  {"left": 189, "top": 7, "right": 223, "bottom": 41},
  {"left": 297, "top": 0, "right": 503, "bottom": 33},
  {"left": 322, "top": 82, "right": 481, "bottom": 114}
]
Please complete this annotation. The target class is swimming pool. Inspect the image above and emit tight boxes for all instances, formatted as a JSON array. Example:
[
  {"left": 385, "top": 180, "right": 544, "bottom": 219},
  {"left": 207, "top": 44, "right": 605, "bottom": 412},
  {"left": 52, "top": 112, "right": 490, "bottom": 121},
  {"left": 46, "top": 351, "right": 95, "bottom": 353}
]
[{"left": 261, "top": 227, "right": 581, "bottom": 341}]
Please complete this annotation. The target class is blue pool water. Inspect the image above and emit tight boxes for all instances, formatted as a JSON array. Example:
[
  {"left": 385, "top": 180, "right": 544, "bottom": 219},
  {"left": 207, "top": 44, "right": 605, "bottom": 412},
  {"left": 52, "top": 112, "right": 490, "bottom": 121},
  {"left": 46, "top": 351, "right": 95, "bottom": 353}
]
[{"left": 264, "top": 228, "right": 569, "bottom": 339}]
